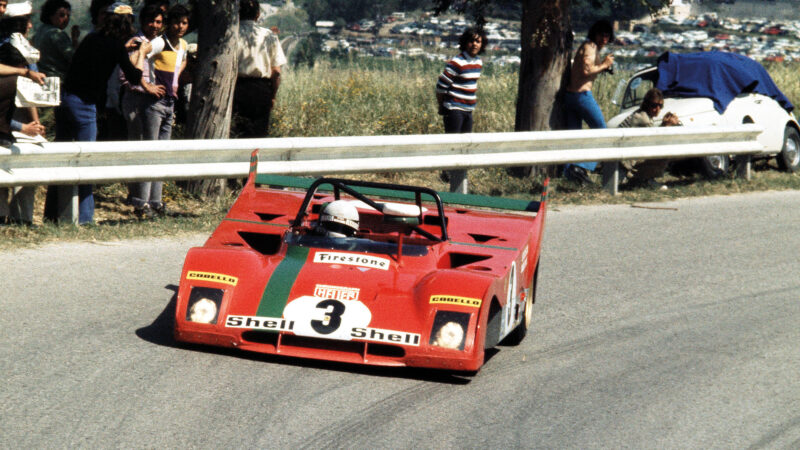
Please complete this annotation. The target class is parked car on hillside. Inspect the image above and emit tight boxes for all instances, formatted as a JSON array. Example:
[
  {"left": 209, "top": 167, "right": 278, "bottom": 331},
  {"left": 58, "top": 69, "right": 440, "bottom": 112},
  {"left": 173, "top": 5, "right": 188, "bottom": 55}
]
[{"left": 608, "top": 51, "right": 800, "bottom": 176}]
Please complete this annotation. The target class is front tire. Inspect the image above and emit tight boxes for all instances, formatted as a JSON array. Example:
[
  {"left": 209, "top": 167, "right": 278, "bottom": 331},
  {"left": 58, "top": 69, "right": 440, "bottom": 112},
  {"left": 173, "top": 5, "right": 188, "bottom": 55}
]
[{"left": 777, "top": 126, "right": 800, "bottom": 172}]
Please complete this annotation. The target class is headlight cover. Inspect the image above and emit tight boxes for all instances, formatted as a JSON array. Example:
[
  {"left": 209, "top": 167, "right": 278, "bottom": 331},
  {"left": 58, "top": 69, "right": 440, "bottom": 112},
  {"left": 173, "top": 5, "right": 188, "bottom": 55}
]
[
  {"left": 186, "top": 287, "right": 224, "bottom": 324},
  {"left": 429, "top": 311, "right": 470, "bottom": 350}
]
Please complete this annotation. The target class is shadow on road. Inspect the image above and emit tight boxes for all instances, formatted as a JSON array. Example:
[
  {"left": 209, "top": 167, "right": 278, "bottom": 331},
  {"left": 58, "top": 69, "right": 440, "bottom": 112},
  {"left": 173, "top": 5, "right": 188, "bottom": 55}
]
[
  {"left": 135, "top": 285, "right": 475, "bottom": 385},
  {"left": 135, "top": 284, "right": 179, "bottom": 346}
]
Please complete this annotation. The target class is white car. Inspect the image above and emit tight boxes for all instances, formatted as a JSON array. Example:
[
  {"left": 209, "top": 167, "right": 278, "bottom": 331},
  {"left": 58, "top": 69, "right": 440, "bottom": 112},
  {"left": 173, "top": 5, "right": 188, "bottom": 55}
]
[{"left": 608, "top": 52, "right": 800, "bottom": 176}]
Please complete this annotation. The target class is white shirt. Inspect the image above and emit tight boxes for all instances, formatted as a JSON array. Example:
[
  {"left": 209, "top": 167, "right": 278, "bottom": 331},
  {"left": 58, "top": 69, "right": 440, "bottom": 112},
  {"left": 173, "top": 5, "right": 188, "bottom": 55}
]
[{"left": 237, "top": 20, "right": 287, "bottom": 79}]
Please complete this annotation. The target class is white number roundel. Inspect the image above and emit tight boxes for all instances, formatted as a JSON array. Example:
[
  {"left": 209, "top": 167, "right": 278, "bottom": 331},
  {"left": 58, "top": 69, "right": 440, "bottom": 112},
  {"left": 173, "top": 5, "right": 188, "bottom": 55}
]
[{"left": 282, "top": 295, "right": 372, "bottom": 340}]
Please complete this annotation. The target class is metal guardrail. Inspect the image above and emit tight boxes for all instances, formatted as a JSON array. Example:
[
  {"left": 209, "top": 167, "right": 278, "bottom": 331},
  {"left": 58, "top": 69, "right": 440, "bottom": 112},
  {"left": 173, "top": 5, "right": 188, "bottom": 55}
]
[{"left": 1, "top": 125, "right": 764, "bottom": 189}]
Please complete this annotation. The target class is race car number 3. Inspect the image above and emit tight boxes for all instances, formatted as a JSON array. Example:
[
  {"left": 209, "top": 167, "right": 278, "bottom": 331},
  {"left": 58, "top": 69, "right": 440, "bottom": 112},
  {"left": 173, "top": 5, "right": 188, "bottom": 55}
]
[{"left": 283, "top": 295, "right": 372, "bottom": 340}]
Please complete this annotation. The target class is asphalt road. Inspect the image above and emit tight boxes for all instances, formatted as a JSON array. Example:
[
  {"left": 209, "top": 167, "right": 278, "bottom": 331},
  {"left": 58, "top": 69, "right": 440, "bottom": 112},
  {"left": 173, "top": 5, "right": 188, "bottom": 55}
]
[{"left": 2, "top": 191, "right": 799, "bottom": 448}]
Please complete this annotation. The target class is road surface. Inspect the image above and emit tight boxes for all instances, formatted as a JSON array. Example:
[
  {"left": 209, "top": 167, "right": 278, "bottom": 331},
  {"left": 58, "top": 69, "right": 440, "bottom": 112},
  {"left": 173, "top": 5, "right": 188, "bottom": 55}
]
[{"left": 2, "top": 191, "right": 798, "bottom": 447}]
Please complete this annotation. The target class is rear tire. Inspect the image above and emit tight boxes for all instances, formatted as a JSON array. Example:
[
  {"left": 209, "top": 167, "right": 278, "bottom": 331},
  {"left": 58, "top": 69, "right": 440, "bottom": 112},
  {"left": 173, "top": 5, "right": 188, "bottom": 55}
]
[
  {"left": 777, "top": 126, "right": 800, "bottom": 172},
  {"left": 503, "top": 265, "right": 537, "bottom": 346}
]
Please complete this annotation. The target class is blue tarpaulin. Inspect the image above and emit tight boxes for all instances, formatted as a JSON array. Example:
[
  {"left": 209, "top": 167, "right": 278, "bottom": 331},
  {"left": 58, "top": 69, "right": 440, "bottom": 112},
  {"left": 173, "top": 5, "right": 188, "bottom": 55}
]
[{"left": 655, "top": 51, "right": 793, "bottom": 114}]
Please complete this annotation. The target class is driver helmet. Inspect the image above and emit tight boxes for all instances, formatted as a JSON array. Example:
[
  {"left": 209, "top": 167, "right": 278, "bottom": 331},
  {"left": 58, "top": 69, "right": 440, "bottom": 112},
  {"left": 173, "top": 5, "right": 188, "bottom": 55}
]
[{"left": 318, "top": 200, "right": 359, "bottom": 238}]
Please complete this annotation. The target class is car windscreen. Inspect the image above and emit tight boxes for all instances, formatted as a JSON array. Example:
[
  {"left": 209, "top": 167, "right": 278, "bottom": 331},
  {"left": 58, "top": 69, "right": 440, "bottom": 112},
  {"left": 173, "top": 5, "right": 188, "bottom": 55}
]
[
  {"left": 622, "top": 70, "right": 658, "bottom": 110},
  {"left": 285, "top": 234, "right": 429, "bottom": 257}
]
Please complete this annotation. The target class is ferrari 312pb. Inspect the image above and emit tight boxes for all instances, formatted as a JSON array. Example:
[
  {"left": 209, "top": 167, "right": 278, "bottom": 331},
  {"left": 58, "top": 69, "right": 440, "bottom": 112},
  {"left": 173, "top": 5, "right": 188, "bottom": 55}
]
[{"left": 174, "top": 153, "right": 549, "bottom": 372}]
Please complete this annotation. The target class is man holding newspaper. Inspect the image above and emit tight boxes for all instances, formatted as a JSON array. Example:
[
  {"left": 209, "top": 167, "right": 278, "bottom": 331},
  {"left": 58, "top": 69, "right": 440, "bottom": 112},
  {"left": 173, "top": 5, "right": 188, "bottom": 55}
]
[{"left": 0, "top": 0, "right": 55, "bottom": 226}]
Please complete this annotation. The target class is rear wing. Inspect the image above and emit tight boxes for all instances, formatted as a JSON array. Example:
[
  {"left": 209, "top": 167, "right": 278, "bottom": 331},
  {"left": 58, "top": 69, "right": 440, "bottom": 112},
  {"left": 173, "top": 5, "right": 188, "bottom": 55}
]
[
  {"left": 253, "top": 174, "right": 546, "bottom": 213},
  {"left": 245, "top": 150, "right": 548, "bottom": 213}
]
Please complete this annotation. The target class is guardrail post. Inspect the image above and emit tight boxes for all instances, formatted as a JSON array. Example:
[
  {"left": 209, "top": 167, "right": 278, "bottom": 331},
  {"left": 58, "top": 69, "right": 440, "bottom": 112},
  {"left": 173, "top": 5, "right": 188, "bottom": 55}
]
[
  {"left": 448, "top": 169, "right": 468, "bottom": 194},
  {"left": 52, "top": 186, "right": 79, "bottom": 225},
  {"left": 734, "top": 155, "right": 751, "bottom": 180},
  {"left": 602, "top": 161, "right": 621, "bottom": 196}
]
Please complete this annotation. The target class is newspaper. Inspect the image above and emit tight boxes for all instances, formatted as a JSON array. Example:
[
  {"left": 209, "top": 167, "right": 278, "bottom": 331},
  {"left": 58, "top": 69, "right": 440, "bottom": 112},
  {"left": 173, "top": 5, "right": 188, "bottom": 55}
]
[
  {"left": 16, "top": 76, "right": 60, "bottom": 107},
  {"left": 12, "top": 130, "right": 47, "bottom": 144}
]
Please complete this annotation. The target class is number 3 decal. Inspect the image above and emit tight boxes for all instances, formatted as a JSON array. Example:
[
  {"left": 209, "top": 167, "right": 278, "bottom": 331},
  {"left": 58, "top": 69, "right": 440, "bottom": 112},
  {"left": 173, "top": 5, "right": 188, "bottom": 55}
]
[
  {"left": 311, "top": 299, "right": 346, "bottom": 334},
  {"left": 283, "top": 295, "right": 371, "bottom": 340}
]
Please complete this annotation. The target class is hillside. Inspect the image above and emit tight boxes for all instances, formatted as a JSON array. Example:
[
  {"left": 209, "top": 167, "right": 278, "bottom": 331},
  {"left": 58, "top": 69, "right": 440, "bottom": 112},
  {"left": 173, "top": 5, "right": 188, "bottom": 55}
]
[
  {"left": 25, "top": 0, "right": 800, "bottom": 37},
  {"left": 695, "top": 0, "right": 800, "bottom": 22}
]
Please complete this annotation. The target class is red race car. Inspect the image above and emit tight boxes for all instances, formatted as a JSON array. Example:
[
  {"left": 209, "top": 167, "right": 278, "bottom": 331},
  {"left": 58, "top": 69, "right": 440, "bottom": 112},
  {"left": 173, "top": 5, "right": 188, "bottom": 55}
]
[{"left": 174, "top": 153, "right": 549, "bottom": 372}]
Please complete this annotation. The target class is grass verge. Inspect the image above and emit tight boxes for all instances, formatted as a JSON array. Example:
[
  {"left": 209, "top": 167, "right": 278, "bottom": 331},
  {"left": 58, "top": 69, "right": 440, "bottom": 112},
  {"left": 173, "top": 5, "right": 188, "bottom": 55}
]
[{"left": 0, "top": 183, "right": 235, "bottom": 250}]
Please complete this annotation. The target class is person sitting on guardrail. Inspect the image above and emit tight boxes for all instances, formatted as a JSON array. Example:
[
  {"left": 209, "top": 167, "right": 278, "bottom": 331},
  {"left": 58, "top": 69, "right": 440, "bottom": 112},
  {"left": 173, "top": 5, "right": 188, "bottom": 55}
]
[
  {"left": 617, "top": 87, "right": 680, "bottom": 190},
  {"left": 562, "top": 19, "right": 615, "bottom": 185}
]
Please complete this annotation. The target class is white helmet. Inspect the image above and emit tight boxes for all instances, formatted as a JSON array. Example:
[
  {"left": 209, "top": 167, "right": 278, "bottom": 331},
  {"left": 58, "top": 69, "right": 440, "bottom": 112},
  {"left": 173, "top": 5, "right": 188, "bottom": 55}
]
[{"left": 318, "top": 200, "right": 359, "bottom": 237}]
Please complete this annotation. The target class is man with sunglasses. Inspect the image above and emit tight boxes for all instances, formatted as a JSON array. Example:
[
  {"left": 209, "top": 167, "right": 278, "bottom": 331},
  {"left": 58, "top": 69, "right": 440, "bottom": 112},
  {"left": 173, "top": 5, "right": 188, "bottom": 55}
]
[{"left": 618, "top": 88, "right": 680, "bottom": 190}]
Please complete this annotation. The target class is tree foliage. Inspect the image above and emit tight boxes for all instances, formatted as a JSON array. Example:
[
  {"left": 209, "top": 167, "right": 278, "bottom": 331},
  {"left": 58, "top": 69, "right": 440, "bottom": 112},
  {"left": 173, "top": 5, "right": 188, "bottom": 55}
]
[
  {"left": 296, "top": 0, "right": 431, "bottom": 25},
  {"left": 265, "top": 7, "right": 311, "bottom": 34},
  {"left": 294, "top": 0, "right": 667, "bottom": 29},
  {"left": 432, "top": 0, "right": 669, "bottom": 28},
  {"left": 571, "top": 0, "right": 655, "bottom": 29}
]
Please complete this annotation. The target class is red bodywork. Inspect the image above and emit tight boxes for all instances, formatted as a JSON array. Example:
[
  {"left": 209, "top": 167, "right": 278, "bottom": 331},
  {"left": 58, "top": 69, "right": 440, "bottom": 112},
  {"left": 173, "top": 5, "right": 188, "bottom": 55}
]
[{"left": 174, "top": 161, "right": 548, "bottom": 372}]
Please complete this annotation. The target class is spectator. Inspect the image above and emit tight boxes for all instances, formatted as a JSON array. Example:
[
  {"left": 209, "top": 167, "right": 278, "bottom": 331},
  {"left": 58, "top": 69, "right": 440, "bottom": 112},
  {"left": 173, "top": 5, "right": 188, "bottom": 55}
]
[
  {"left": 87, "top": 0, "right": 128, "bottom": 145},
  {"left": 232, "top": 0, "right": 286, "bottom": 138},
  {"left": 174, "top": 41, "right": 196, "bottom": 125},
  {"left": 44, "top": 2, "right": 152, "bottom": 225},
  {"left": 151, "top": 4, "right": 188, "bottom": 118},
  {"left": 31, "top": 0, "right": 79, "bottom": 80},
  {"left": 0, "top": 62, "right": 41, "bottom": 147},
  {"left": 435, "top": 27, "right": 487, "bottom": 193},
  {"left": 0, "top": 1, "right": 45, "bottom": 226},
  {"left": 617, "top": 88, "right": 680, "bottom": 190},
  {"left": 0, "top": 30, "right": 44, "bottom": 148},
  {"left": 0, "top": 0, "right": 46, "bottom": 88},
  {"left": 88, "top": 0, "right": 113, "bottom": 29},
  {"left": 119, "top": 3, "right": 164, "bottom": 218},
  {"left": 562, "top": 19, "right": 615, "bottom": 185},
  {"left": 0, "top": 1, "right": 44, "bottom": 136},
  {"left": 121, "top": 3, "right": 188, "bottom": 218},
  {"left": 0, "top": 0, "right": 45, "bottom": 150},
  {"left": 144, "top": 0, "right": 170, "bottom": 18}
]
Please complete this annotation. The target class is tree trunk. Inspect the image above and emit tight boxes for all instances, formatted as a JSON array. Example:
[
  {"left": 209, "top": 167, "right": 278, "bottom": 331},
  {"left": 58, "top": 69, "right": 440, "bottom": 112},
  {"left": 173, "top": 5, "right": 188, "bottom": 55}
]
[
  {"left": 184, "top": 0, "right": 240, "bottom": 197},
  {"left": 513, "top": 0, "right": 573, "bottom": 177},
  {"left": 515, "top": 0, "right": 572, "bottom": 132}
]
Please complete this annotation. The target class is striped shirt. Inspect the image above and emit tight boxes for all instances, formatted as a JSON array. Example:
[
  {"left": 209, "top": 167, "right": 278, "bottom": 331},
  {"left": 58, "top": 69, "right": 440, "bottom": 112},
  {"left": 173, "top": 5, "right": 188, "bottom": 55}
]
[{"left": 436, "top": 51, "right": 482, "bottom": 112}]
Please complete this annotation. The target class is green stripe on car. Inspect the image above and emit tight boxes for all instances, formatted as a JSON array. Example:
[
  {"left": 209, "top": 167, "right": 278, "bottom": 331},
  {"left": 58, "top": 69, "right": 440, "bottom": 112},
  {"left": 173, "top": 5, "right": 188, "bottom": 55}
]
[{"left": 256, "top": 245, "right": 310, "bottom": 318}]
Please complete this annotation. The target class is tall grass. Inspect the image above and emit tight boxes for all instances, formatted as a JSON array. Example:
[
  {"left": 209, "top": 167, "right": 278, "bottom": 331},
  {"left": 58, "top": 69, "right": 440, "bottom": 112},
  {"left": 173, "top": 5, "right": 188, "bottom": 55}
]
[
  {"left": 271, "top": 58, "right": 800, "bottom": 138},
  {"left": 265, "top": 57, "right": 800, "bottom": 201},
  {"left": 270, "top": 58, "right": 519, "bottom": 137}
]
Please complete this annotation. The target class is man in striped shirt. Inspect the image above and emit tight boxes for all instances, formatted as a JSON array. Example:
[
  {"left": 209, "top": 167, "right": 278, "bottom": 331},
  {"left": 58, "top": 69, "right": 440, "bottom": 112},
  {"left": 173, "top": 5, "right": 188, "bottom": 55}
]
[
  {"left": 436, "top": 27, "right": 487, "bottom": 193},
  {"left": 436, "top": 27, "right": 486, "bottom": 134}
]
